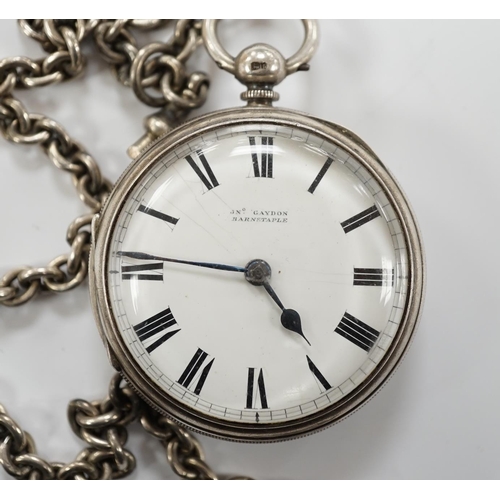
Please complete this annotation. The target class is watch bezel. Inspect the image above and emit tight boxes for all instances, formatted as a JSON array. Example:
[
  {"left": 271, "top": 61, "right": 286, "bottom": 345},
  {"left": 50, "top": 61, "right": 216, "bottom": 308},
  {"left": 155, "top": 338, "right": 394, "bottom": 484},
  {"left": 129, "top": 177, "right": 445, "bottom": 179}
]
[{"left": 90, "top": 106, "right": 425, "bottom": 442}]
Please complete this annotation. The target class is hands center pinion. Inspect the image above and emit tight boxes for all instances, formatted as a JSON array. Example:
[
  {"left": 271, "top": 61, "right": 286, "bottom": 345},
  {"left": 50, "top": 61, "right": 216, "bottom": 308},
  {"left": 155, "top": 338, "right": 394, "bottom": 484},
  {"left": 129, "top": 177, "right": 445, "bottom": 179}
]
[
  {"left": 117, "top": 252, "right": 311, "bottom": 345},
  {"left": 244, "top": 259, "right": 311, "bottom": 346}
]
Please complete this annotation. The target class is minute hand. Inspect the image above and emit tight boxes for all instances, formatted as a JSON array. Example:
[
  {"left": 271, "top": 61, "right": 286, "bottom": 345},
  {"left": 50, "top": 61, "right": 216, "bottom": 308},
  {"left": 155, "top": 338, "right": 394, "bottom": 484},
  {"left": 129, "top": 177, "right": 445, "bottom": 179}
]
[{"left": 116, "top": 251, "right": 247, "bottom": 273}]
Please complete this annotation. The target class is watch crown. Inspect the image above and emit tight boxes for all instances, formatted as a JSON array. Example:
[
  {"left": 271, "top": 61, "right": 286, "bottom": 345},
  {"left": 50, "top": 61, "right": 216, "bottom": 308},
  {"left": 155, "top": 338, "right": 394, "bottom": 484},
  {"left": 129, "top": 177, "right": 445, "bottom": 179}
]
[{"left": 240, "top": 88, "right": 280, "bottom": 104}]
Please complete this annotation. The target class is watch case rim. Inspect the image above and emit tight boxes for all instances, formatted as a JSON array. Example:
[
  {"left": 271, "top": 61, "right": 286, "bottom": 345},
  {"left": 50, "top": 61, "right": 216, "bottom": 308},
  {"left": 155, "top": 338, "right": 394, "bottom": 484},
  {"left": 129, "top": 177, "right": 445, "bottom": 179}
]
[{"left": 89, "top": 106, "right": 425, "bottom": 443}]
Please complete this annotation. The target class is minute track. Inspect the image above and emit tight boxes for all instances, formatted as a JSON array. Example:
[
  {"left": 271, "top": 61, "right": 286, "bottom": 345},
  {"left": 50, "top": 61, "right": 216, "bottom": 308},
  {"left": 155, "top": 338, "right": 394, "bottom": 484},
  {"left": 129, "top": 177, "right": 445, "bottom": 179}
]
[{"left": 101, "top": 116, "right": 415, "bottom": 432}]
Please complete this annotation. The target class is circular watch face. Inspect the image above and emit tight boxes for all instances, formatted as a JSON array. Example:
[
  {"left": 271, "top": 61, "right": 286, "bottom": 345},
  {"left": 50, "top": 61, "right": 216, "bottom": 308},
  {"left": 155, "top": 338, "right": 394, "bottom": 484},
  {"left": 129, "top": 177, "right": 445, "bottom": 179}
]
[{"left": 94, "top": 109, "right": 423, "bottom": 441}]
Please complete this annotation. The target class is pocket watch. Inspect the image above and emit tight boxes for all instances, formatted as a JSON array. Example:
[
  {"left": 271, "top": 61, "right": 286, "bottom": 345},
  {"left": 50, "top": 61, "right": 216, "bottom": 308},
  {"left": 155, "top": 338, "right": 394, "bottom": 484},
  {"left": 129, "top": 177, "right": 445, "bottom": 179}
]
[
  {"left": 90, "top": 20, "right": 425, "bottom": 442},
  {"left": 0, "top": 19, "right": 424, "bottom": 479}
]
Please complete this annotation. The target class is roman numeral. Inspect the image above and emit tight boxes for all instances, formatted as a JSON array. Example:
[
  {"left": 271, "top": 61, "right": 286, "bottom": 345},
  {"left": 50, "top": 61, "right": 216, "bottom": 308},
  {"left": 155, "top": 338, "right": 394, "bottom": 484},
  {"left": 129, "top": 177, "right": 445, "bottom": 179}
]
[
  {"left": 245, "top": 368, "right": 269, "bottom": 409},
  {"left": 178, "top": 348, "right": 214, "bottom": 396},
  {"left": 308, "top": 157, "right": 333, "bottom": 193},
  {"left": 133, "top": 307, "right": 180, "bottom": 354},
  {"left": 248, "top": 136, "right": 274, "bottom": 178},
  {"left": 335, "top": 312, "right": 380, "bottom": 352},
  {"left": 306, "top": 355, "right": 332, "bottom": 391},
  {"left": 185, "top": 150, "right": 219, "bottom": 191},
  {"left": 341, "top": 205, "right": 381, "bottom": 234},
  {"left": 121, "top": 262, "right": 163, "bottom": 281},
  {"left": 353, "top": 268, "right": 394, "bottom": 286},
  {"left": 138, "top": 204, "right": 179, "bottom": 227}
]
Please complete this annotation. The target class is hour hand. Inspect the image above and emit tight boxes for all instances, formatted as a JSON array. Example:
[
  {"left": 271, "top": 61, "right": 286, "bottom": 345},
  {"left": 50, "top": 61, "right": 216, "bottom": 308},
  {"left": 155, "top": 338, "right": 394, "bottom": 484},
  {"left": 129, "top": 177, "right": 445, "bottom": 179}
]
[
  {"left": 117, "top": 251, "right": 247, "bottom": 273},
  {"left": 244, "top": 260, "right": 311, "bottom": 346},
  {"left": 263, "top": 282, "right": 311, "bottom": 346},
  {"left": 281, "top": 309, "right": 311, "bottom": 346}
]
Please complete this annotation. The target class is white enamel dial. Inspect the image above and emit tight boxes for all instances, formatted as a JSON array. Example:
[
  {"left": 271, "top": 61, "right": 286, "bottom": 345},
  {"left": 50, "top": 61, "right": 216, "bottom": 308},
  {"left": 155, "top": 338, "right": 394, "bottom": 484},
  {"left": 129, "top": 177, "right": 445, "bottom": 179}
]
[{"left": 106, "top": 122, "right": 409, "bottom": 425}]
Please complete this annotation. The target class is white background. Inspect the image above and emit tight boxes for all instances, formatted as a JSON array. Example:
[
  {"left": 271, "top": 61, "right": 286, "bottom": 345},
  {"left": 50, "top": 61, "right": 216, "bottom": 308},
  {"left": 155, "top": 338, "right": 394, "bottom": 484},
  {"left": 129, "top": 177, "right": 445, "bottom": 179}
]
[{"left": 1, "top": 19, "right": 500, "bottom": 480}]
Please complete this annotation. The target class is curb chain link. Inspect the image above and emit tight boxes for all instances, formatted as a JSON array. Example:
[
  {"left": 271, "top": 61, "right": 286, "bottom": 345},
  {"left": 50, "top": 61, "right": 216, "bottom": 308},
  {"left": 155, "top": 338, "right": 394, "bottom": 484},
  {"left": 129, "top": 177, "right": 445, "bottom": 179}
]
[
  {"left": 0, "top": 19, "right": 240, "bottom": 480},
  {"left": 0, "top": 19, "right": 208, "bottom": 307},
  {"left": 0, "top": 374, "right": 237, "bottom": 480}
]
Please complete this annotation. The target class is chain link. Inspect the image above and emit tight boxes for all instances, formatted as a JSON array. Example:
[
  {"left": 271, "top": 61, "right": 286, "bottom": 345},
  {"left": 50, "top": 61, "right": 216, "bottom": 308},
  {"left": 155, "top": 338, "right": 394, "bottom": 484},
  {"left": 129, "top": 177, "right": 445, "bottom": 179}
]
[
  {"left": 92, "top": 19, "right": 209, "bottom": 107},
  {"left": 0, "top": 19, "right": 108, "bottom": 306},
  {"left": 0, "top": 375, "right": 137, "bottom": 480},
  {"left": 0, "top": 19, "right": 247, "bottom": 480},
  {"left": 0, "top": 374, "right": 247, "bottom": 480},
  {"left": 0, "top": 213, "right": 96, "bottom": 306},
  {"left": 0, "top": 19, "right": 208, "bottom": 306}
]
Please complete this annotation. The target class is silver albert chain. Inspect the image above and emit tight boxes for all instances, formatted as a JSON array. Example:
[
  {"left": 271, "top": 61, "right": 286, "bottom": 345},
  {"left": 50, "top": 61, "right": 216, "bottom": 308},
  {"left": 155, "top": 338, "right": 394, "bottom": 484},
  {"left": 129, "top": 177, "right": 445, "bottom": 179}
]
[{"left": 0, "top": 19, "right": 319, "bottom": 481}]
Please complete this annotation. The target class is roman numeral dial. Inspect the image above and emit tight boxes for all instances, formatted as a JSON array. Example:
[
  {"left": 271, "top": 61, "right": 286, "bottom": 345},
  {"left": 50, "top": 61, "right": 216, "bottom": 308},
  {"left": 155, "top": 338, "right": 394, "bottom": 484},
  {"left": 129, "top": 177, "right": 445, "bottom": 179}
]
[
  {"left": 121, "top": 262, "right": 163, "bottom": 281},
  {"left": 248, "top": 136, "right": 274, "bottom": 178},
  {"left": 308, "top": 157, "right": 333, "bottom": 193},
  {"left": 105, "top": 122, "right": 413, "bottom": 427},
  {"left": 306, "top": 356, "right": 332, "bottom": 391},
  {"left": 185, "top": 150, "right": 219, "bottom": 191},
  {"left": 178, "top": 348, "right": 215, "bottom": 396},
  {"left": 137, "top": 204, "right": 179, "bottom": 228},
  {"left": 341, "top": 205, "right": 381, "bottom": 234},
  {"left": 133, "top": 307, "right": 181, "bottom": 354},
  {"left": 353, "top": 268, "right": 394, "bottom": 286},
  {"left": 245, "top": 368, "right": 269, "bottom": 409},
  {"left": 335, "top": 312, "right": 380, "bottom": 352}
]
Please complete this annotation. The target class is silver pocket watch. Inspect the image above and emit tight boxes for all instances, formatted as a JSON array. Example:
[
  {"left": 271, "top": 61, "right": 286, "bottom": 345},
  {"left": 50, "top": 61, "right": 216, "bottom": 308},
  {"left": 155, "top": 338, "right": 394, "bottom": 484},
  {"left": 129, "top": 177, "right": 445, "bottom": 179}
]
[
  {"left": 91, "top": 20, "right": 425, "bottom": 442},
  {"left": 0, "top": 19, "right": 424, "bottom": 479}
]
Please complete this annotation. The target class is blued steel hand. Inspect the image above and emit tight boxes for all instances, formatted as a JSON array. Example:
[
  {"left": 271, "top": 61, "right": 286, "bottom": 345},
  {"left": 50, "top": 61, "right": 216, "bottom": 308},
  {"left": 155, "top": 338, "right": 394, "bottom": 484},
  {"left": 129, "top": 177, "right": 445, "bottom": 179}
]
[
  {"left": 117, "top": 251, "right": 247, "bottom": 273},
  {"left": 262, "top": 281, "right": 311, "bottom": 346},
  {"left": 119, "top": 252, "right": 310, "bottom": 345}
]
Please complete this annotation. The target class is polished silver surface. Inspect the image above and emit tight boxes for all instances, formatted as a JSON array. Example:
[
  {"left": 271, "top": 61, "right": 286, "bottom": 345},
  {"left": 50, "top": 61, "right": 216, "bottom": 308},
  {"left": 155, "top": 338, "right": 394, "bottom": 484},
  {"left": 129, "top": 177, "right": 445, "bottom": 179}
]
[
  {"left": 202, "top": 20, "right": 319, "bottom": 105},
  {"left": 202, "top": 19, "right": 318, "bottom": 75}
]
